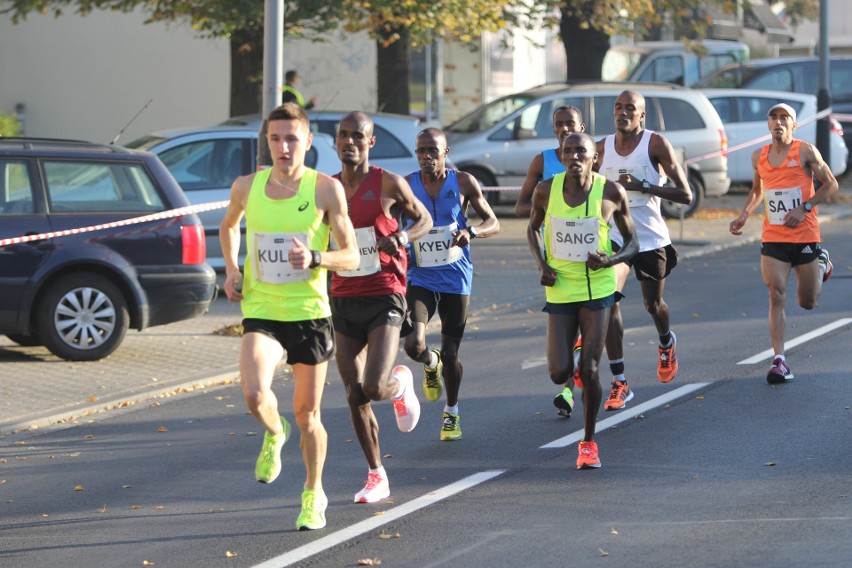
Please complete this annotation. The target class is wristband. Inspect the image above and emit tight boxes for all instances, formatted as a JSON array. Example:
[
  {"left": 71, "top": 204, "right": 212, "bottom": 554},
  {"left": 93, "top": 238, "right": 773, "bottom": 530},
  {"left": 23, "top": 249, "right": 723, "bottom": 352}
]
[
  {"left": 395, "top": 231, "right": 409, "bottom": 246},
  {"left": 308, "top": 250, "right": 321, "bottom": 269}
]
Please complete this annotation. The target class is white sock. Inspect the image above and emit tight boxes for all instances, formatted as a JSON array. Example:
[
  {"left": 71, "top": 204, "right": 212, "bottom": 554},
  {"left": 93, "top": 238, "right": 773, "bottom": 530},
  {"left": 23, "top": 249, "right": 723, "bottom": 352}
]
[
  {"left": 613, "top": 374, "right": 626, "bottom": 383},
  {"left": 775, "top": 354, "right": 786, "bottom": 362},
  {"left": 445, "top": 404, "right": 459, "bottom": 415},
  {"left": 370, "top": 466, "right": 387, "bottom": 478},
  {"left": 428, "top": 350, "right": 439, "bottom": 369}
]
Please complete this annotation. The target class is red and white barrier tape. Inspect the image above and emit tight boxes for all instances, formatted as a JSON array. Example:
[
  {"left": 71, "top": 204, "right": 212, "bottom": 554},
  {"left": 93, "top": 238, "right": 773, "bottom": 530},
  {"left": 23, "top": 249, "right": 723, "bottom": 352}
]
[{"left": 0, "top": 200, "right": 229, "bottom": 248}]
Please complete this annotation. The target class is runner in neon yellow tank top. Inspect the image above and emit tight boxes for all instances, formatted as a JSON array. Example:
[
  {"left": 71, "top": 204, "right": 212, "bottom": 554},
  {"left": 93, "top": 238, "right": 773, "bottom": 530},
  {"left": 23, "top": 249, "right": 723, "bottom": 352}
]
[
  {"left": 219, "top": 103, "right": 359, "bottom": 530},
  {"left": 528, "top": 132, "right": 638, "bottom": 470}
]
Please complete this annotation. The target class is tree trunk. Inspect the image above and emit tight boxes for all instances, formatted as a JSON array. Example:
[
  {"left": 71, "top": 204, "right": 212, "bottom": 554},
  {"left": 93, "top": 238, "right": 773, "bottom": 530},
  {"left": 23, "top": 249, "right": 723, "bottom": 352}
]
[
  {"left": 230, "top": 27, "right": 264, "bottom": 117},
  {"left": 559, "top": 6, "right": 610, "bottom": 81},
  {"left": 376, "top": 26, "right": 410, "bottom": 114}
]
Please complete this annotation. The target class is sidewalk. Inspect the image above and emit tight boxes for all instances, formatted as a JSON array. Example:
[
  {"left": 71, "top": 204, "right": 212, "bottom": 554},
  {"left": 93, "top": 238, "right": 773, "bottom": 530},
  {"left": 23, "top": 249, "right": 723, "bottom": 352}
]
[{"left": 2, "top": 187, "right": 850, "bottom": 436}]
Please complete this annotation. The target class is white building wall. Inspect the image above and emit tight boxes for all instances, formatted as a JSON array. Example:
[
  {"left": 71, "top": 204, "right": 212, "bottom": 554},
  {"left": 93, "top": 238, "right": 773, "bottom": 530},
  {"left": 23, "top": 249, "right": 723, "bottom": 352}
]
[
  {"left": 783, "top": 0, "right": 852, "bottom": 55},
  {"left": 0, "top": 10, "right": 229, "bottom": 144}
]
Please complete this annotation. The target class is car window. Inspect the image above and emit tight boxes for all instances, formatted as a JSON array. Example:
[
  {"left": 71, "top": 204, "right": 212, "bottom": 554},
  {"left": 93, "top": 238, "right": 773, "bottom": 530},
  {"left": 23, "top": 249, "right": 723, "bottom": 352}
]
[
  {"left": 0, "top": 160, "right": 35, "bottom": 215},
  {"left": 593, "top": 95, "right": 617, "bottom": 137},
  {"left": 656, "top": 98, "right": 705, "bottom": 130},
  {"left": 699, "top": 54, "right": 736, "bottom": 78},
  {"left": 638, "top": 56, "right": 685, "bottom": 85},
  {"left": 370, "top": 125, "right": 410, "bottom": 159},
  {"left": 748, "top": 68, "right": 794, "bottom": 92},
  {"left": 446, "top": 95, "right": 531, "bottom": 134},
  {"left": 830, "top": 63, "right": 852, "bottom": 102},
  {"left": 709, "top": 97, "right": 735, "bottom": 123},
  {"left": 158, "top": 138, "right": 247, "bottom": 190},
  {"left": 43, "top": 161, "right": 165, "bottom": 213},
  {"left": 737, "top": 97, "right": 804, "bottom": 123}
]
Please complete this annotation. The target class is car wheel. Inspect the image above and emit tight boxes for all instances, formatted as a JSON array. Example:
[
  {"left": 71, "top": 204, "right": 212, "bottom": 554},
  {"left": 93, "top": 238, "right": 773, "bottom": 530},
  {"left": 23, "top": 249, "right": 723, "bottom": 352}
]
[
  {"left": 462, "top": 167, "right": 500, "bottom": 205},
  {"left": 5, "top": 333, "right": 42, "bottom": 347},
  {"left": 36, "top": 273, "right": 130, "bottom": 361},
  {"left": 660, "top": 175, "right": 704, "bottom": 219}
]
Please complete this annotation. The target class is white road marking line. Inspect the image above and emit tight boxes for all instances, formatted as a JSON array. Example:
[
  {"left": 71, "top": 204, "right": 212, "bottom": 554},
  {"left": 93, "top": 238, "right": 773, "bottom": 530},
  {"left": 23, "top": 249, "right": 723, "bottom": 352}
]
[
  {"left": 737, "top": 318, "right": 852, "bottom": 365},
  {"left": 252, "top": 470, "right": 506, "bottom": 568},
  {"left": 540, "top": 382, "right": 710, "bottom": 449}
]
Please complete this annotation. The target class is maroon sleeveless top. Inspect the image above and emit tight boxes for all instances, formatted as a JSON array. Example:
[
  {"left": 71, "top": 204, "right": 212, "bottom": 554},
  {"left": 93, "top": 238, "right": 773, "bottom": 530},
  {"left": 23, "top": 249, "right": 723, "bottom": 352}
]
[{"left": 331, "top": 166, "right": 407, "bottom": 297}]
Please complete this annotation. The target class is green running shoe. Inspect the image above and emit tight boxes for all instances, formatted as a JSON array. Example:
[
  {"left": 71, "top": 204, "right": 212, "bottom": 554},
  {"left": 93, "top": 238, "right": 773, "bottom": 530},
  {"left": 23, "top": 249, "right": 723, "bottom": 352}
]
[
  {"left": 422, "top": 349, "right": 443, "bottom": 402},
  {"left": 439, "top": 412, "right": 462, "bottom": 441},
  {"left": 553, "top": 386, "right": 574, "bottom": 418},
  {"left": 255, "top": 416, "right": 291, "bottom": 484},
  {"left": 296, "top": 488, "right": 328, "bottom": 530}
]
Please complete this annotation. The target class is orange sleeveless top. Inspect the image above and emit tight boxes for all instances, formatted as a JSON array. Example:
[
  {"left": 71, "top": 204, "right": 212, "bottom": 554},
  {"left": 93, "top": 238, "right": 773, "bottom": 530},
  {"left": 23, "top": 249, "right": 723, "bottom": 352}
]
[{"left": 758, "top": 140, "right": 820, "bottom": 243}]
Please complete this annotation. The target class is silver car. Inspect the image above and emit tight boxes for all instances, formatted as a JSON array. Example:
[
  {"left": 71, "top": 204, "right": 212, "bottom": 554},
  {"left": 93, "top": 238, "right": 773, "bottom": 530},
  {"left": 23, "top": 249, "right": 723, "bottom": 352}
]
[
  {"left": 702, "top": 88, "right": 848, "bottom": 184},
  {"left": 445, "top": 82, "right": 731, "bottom": 218},
  {"left": 126, "top": 113, "right": 423, "bottom": 270}
]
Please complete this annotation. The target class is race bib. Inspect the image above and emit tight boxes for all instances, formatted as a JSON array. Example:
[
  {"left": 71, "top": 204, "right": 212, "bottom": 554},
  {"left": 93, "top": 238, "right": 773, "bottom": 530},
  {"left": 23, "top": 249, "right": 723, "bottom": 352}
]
[
  {"left": 253, "top": 231, "right": 310, "bottom": 284},
  {"left": 337, "top": 226, "right": 381, "bottom": 277},
  {"left": 606, "top": 166, "right": 650, "bottom": 207},
  {"left": 765, "top": 187, "right": 803, "bottom": 225},
  {"left": 413, "top": 223, "right": 464, "bottom": 267},
  {"left": 548, "top": 216, "right": 599, "bottom": 262}
]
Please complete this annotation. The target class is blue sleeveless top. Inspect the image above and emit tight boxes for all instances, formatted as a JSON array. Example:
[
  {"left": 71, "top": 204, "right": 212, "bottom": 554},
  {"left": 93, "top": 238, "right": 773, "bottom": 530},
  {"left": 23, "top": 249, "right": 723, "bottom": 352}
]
[
  {"left": 542, "top": 148, "right": 564, "bottom": 180},
  {"left": 406, "top": 169, "right": 473, "bottom": 295}
]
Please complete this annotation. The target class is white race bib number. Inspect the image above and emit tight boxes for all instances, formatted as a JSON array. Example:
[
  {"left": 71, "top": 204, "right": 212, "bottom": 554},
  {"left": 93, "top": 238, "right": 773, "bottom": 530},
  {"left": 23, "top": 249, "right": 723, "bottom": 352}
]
[
  {"left": 765, "top": 187, "right": 803, "bottom": 225},
  {"left": 337, "top": 226, "right": 381, "bottom": 277},
  {"left": 253, "top": 231, "right": 310, "bottom": 284},
  {"left": 606, "top": 166, "right": 650, "bottom": 207},
  {"left": 549, "top": 216, "right": 600, "bottom": 262},
  {"left": 413, "top": 223, "right": 464, "bottom": 267}
]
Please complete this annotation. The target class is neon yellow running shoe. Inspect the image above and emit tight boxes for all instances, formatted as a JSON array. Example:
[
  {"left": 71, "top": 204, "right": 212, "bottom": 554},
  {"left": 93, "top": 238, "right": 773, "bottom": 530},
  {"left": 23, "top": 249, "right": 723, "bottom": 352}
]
[
  {"left": 553, "top": 386, "right": 574, "bottom": 418},
  {"left": 255, "top": 416, "right": 291, "bottom": 484},
  {"left": 296, "top": 488, "right": 328, "bottom": 530},
  {"left": 439, "top": 412, "right": 462, "bottom": 441},
  {"left": 422, "top": 349, "right": 443, "bottom": 402}
]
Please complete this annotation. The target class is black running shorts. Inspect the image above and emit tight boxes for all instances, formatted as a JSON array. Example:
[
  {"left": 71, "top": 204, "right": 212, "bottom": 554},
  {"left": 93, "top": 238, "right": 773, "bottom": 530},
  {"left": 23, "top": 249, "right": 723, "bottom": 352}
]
[{"left": 241, "top": 317, "right": 335, "bottom": 365}]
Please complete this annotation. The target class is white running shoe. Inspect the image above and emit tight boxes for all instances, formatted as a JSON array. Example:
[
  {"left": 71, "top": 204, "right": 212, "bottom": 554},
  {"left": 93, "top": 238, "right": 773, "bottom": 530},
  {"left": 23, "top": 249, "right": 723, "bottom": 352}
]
[
  {"left": 354, "top": 471, "right": 390, "bottom": 503},
  {"left": 391, "top": 365, "right": 420, "bottom": 432}
]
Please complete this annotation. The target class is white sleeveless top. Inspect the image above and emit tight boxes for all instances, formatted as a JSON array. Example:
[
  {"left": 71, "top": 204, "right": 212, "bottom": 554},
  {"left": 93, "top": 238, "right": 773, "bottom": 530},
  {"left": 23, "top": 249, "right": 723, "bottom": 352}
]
[{"left": 600, "top": 130, "right": 671, "bottom": 251}]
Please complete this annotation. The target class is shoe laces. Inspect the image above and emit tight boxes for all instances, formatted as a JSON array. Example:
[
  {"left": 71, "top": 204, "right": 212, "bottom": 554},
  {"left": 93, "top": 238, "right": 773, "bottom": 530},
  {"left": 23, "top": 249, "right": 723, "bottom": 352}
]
[
  {"left": 363, "top": 472, "right": 386, "bottom": 491},
  {"left": 392, "top": 397, "right": 409, "bottom": 417},
  {"left": 442, "top": 413, "right": 458, "bottom": 431},
  {"left": 302, "top": 491, "right": 322, "bottom": 513},
  {"left": 608, "top": 381, "right": 628, "bottom": 401},
  {"left": 425, "top": 370, "right": 441, "bottom": 389},
  {"left": 659, "top": 348, "right": 672, "bottom": 368}
]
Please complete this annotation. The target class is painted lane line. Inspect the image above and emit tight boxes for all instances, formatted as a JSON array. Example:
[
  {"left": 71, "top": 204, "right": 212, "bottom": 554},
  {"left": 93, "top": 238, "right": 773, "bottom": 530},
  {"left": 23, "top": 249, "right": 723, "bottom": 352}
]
[
  {"left": 252, "top": 470, "right": 506, "bottom": 568},
  {"left": 540, "top": 382, "right": 710, "bottom": 449},
  {"left": 737, "top": 318, "right": 852, "bottom": 365}
]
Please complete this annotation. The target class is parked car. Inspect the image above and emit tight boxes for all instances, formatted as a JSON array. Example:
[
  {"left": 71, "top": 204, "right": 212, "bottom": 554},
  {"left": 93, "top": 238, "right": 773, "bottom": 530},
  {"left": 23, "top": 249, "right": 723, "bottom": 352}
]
[
  {"left": 125, "top": 126, "right": 339, "bottom": 270},
  {"left": 128, "top": 112, "right": 423, "bottom": 270},
  {"left": 222, "top": 110, "right": 423, "bottom": 177},
  {"left": 602, "top": 40, "right": 749, "bottom": 87},
  {"left": 702, "top": 89, "right": 848, "bottom": 184},
  {"left": 444, "top": 82, "right": 731, "bottom": 218},
  {"left": 695, "top": 57, "right": 852, "bottom": 161},
  {"left": 0, "top": 138, "right": 216, "bottom": 361}
]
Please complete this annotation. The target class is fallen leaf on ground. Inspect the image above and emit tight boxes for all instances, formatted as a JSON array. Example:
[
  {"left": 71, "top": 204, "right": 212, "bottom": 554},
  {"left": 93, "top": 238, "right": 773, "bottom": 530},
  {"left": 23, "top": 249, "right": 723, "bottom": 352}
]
[
  {"left": 74, "top": 485, "right": 85, "bottom": 491},
  {"left": 599, "top": 548, "right": 609, "bottom": 557},
  {"left": 765, "top": 461, "right": 777, "bottom": 466},
  {"left": 357, "top": 559, "right": 382, "bottom": 566},
  {"left": 225, "top": 550, "right": 237, "bottom": 557},
  {"left": 156, "top": 427, "right": 168, "bottom": 433}
]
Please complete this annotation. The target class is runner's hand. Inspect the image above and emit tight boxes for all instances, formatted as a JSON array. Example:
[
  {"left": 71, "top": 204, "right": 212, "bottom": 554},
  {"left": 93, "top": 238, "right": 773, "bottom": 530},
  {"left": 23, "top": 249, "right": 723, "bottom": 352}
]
[
  {"left": 539, "top": 264, "right": 557, "bottom": 287},
  {"left": 223, "top": 272, "right": 243, "bottom": 301},
  {"left": 289, "top": 237, "right": 312, "bottom": 269},
  {"left": 586, "top": 250, "right": 610, "bottom": 270}
]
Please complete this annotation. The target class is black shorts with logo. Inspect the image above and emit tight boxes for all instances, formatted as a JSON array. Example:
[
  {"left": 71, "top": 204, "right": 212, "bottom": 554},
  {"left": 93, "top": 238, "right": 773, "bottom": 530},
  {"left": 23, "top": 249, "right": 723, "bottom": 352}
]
[
  {"left": 407, "top": 285, "right": 470, "bottom": 338},
  {"left": 331, "top": 293, "right": 407, "bottom": 342},
  {"left": 543, "top": 293, "right": 617, "bottom": 316},
  {"left": 761, "top": 242, "right": 822, "bottom": 266},
  {"left": 613, "top": 242, "right": 678, "bottom": 282},
  {"left": 241, "top": 317, "right": 335, "bottom": 365}
]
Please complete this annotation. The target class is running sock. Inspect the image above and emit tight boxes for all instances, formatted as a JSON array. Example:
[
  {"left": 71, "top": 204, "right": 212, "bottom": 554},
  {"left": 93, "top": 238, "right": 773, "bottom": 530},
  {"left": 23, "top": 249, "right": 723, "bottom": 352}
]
[
  {"left": 775, "top": 354, "right": 786, "bottom": 362},
  {"left": 609, "top": 359, "right": 625, "bottom": 376},
  {"left": 612, "top": 374, "right": 626, "bottom": 383},
  {"left": 370, "top": 466, "right": 387, "bottom": 478},
  {"left": 445, "top": 404, "right": 459, "bottom": 415},
  {"left": 427, "top": 350, "right": 439, "bottom": 369},
  {"left": 659, "top": 331, "right": 673, "bottom": 347}
]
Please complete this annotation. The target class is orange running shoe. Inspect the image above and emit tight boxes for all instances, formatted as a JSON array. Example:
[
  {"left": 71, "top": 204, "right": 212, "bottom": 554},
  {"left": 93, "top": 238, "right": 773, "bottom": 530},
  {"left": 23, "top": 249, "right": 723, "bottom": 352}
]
[
  {"left": 604, "top": 380, "right": 634, "bottom": 411},
  {"left": 572, "top": 335, "right": 583, "bottom": 388},
  {"left": 657, "top": 331, "right": 678, "bottom": 383},
  {"left": 577, "top": 440, "right": 601, "bottom": 469}
]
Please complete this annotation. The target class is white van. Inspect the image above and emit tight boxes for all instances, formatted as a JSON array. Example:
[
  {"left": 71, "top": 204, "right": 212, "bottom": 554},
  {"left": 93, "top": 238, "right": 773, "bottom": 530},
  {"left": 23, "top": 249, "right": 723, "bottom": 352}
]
[{"left": 602, "top": 40, "right": 749, "bottom": 87}]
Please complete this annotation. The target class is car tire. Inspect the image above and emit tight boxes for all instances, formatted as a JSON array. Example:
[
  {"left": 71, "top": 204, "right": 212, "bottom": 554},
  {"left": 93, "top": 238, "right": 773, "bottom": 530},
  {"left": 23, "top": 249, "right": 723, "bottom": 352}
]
[
  {"left": 5, "top": 333, "right": 42, "bottom": 347},
  {"left": 462, "top": 167, "right": 500, "bottom": 205},
  {"left": 36, "top": 273, "right": 130, "bottom": 362},
  {"left": 660, "top": 175, "right": 704, "bottom": 220}
]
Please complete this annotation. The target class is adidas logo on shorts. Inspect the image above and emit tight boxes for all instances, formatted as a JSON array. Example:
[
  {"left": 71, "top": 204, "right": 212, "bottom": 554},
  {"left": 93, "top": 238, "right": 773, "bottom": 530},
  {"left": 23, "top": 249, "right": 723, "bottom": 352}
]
[{"left": 801, "top": 245, "right": 813, "bottom": 254}]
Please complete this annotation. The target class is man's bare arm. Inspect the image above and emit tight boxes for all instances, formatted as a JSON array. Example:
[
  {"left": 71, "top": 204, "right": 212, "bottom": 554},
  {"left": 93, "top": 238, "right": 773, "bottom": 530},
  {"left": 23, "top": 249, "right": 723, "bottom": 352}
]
[
  {"left": 315, "top": 175, "right": 359, "bottom": 271},
  {"left": 515, "top": 153, "right": 545, "bottom": 218}
]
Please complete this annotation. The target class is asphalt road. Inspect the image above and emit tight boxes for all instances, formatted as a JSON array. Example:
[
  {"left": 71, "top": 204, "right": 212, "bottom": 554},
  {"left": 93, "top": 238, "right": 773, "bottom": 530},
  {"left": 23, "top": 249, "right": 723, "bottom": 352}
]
[{"left": 1, "top": 204, "right": 850, "bottom": 568}]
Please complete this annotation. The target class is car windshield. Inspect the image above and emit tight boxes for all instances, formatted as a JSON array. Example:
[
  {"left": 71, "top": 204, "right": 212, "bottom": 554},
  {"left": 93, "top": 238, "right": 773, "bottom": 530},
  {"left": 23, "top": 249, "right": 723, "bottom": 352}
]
[
  {"left": 601, "top": 49, "right": 644, "bottom": 82},
  {"left": 446, "top": 95, "right": 532, "bottom": 134},
  {"left": 696, "top": 65, "right": 762, "bottom": 89},
  {"left": 124, "top": 135, "right": 168, "bottom": 151}
]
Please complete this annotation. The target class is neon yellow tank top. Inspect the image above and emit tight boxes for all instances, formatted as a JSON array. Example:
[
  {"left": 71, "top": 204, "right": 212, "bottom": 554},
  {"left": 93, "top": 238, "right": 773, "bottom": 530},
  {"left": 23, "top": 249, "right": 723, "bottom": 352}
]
[
  {"left": 544, "top": 172, "right": 615, "bottom": 303},
  {"left": 242, "top": 168, "right": 331, "bottom": 321}
]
